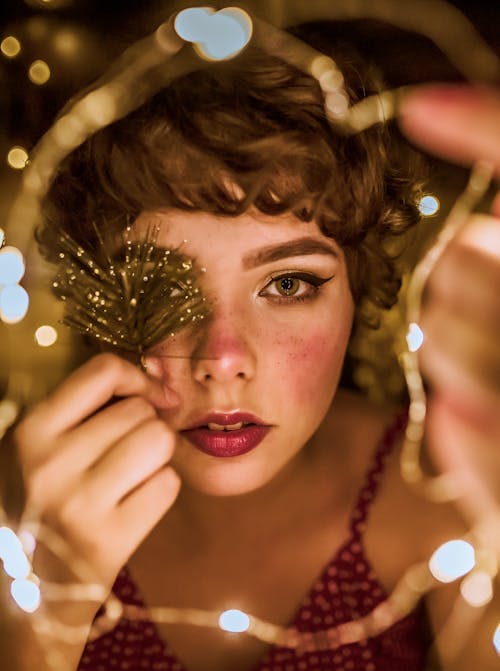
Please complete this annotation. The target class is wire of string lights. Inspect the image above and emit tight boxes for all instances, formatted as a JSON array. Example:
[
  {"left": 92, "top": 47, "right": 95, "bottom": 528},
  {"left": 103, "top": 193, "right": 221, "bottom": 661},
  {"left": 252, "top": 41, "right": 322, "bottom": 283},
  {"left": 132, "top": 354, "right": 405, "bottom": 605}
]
[{"left": 0, "top": 2, "right": 499, "bottom": 669}]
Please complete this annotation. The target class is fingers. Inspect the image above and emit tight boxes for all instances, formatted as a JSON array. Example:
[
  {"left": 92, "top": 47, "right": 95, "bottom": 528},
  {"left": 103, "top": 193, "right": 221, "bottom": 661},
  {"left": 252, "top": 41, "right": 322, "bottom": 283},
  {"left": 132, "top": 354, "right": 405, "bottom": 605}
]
[
  {"left": 85, "top": 418, "right": 176, "bottom": 508},
  {"left": 399, "top": 85, "right": 500, "bottom": 177},
  {"left": 20, "top": 353, "right": 172, "bottom": 444},
  {"left": 420, "top": 217, "right": 500, "bottom": 427},
  {"left": 116, "top": 466, "right": 181, "bottom": 545}
]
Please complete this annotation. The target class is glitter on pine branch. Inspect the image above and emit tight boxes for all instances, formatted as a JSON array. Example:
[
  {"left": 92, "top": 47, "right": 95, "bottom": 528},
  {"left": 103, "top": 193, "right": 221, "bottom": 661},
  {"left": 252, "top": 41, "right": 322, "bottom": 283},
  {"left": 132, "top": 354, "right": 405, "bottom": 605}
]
[{"left": 51, "top": 226, "right": 209, "bottom": 355}]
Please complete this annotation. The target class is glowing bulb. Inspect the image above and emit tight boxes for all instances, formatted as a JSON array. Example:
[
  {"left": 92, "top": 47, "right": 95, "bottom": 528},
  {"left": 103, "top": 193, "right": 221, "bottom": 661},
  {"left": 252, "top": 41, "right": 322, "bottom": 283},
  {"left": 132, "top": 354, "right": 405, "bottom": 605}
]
[
  {"left": 429, "top": 540, "right": 475, "bottom": 583},
  {"left": 11, "top": 579, "right": 41, "bottom": 613},
  {"left": 418, "top": 195, "right": 440, "bottom": 217},
  {"left": 494, "top": 624, "right": 500, "bottom": 655},
  {"left": 0, "top": 246, "right": 25, "bottom": 284},
  {"left": 175, "top": 7, "right": 252, "bottom": 61},
  {"left": 0, "top": 284, "right": 29, "bottom": 323},
  {"left": 460, "top": 570, "right": 493, "bottom": 608},
  {"left": 35, "top": 324, "right": 58, "bottom": 347},
  {"left": 174, "top": 7, "right": 213, "bottom": 41},
  {"left": 218, "top": 609, "right": 250, "bottom": 633},
  {"left": 1, "top": 36, "right": 21, "bottom": 58},
  {"left": 28, "top": 59, "right": 51, "bottom": 85},
  {"left": 406, "top": 322, "right": 424, "bottom": 352},
  {"left": 0, "top": 527, "right": 23, "bottom": 556},
  {"left": 6, "top": 146, "right": 29, "bottom": 170}
]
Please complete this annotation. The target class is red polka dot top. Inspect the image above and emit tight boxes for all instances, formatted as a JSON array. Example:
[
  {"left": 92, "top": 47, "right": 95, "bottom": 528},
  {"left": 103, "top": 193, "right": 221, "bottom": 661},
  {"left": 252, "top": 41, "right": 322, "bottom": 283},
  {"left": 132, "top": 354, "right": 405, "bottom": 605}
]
[{"left": 78, "top": 412, "right": 433, "bottom": 671}]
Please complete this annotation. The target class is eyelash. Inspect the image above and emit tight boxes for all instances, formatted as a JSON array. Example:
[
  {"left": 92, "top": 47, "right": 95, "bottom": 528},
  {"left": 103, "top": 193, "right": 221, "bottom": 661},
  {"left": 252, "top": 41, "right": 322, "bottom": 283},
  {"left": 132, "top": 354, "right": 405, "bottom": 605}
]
[{"left": 258, "top": 272, "right": 334, "bottom": 305}]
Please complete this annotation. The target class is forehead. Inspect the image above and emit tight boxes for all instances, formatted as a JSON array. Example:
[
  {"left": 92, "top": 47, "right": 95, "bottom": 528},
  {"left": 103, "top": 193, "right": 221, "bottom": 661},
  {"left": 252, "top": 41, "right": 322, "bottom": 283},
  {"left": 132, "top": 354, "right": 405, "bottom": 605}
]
[{"left": 133, "top": 209, "right": 342, "bottom": 262}]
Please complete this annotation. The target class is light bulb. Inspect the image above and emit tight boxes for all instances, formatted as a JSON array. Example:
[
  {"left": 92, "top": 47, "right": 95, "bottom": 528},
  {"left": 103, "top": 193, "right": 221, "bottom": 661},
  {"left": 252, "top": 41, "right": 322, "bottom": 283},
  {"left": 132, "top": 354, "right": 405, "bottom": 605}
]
[
  {"left": 429, "top": 540, "right": 475, "bottom": 583},
  {"left": 0, "top": 284, "right": 30, "bottom": 323},
  {"left": 218, "top": 609, "right": 250, "bottom": 633}
]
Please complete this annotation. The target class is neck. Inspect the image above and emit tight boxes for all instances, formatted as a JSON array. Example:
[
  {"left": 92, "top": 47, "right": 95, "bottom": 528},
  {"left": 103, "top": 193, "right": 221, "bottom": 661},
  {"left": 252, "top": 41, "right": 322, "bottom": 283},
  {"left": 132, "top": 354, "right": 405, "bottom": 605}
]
[{"left": 170, "top": 438, "right": 325, "bottom": 550}]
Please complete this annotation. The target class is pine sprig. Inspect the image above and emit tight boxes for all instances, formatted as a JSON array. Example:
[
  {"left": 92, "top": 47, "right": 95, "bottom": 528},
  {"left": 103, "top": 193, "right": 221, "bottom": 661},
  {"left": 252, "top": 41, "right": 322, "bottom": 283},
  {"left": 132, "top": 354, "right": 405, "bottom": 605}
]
[{"left": 52, "top": 227, "right": 209, "bottom": 354}]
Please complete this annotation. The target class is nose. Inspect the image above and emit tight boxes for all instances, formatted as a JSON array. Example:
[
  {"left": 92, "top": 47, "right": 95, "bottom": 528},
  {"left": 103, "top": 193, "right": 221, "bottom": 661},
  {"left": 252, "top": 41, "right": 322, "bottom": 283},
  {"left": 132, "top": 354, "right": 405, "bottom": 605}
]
[{"left": 192, "top": 308, "right": 256, "bottom": 386}]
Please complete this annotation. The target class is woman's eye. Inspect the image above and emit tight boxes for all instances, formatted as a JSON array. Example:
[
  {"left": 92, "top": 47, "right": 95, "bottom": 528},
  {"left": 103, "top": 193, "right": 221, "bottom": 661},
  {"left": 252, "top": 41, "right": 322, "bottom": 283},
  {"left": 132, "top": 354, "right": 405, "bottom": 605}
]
[
  {"left": 275, "top": 276, "right": 301, "bottom": 296},
  {"left": 259, "top": 272, "right": 333, "bottom": 303}
]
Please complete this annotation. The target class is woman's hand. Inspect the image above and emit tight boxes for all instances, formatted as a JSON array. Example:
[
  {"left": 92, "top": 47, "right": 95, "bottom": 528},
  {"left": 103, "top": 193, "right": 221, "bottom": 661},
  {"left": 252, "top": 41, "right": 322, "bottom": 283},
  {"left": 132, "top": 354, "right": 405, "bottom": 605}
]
[
  {"left": 400, "top": 86, "right": 500, "bottom": 521},
  {"left": 14, "top": 353, "right": 181, "bottom": 591}
]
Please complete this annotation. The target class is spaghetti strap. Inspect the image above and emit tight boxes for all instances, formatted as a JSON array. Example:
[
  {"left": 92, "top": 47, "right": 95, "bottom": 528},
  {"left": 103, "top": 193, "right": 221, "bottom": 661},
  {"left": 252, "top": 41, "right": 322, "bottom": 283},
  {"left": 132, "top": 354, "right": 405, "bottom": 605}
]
[{"left": 349, "top": 409, "right": 408, "bottom": 538}]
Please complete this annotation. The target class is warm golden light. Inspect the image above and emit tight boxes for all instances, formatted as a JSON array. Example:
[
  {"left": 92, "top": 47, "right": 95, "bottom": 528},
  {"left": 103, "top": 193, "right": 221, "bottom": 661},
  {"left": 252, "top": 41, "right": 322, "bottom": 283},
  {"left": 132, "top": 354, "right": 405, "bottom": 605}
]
[
  {"left": 1, "top": 36, "right": 21, "bottom": 58},
  {"left": 35, "top": 324, "right": 58, "bottom": 347},
  {"left": 6, "top": 146, "right": 29, "bottom": 170},
  {"left": 28, "top": 59, "right": 51, "bottom": 85},
  {"left": 460, "top": 570, "right": 493, "bottom": 608}
]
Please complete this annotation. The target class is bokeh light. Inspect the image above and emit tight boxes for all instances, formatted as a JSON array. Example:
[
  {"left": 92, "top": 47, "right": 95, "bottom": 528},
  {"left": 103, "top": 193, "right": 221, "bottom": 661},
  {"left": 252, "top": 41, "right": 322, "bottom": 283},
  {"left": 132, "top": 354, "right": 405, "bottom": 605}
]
[
  {"left": 0, "top": 284, "right": 30, "bottom": 323},
  {"left": 460, "top": 570, "right": 493, "bottom": 608},
  {"left": 418, "top": 194, "right": 440, "bottom": 217},
  {"left": 28, "top": 59, "right": 51, "bottom": 85},
  {"left": 0, "top": 246, "right": 25, "bottom": 284},
  {"left": 429, "top": 540, "right": 475, "bottom": 583},
  {"left": 406, "top": 322, "right": 424, "bottom": 352},
  {"left": 494, "top": 624, "right": 500, "bottom": 655},
  {"left": 175, "top": 7, "right": 252, "bottom": 61},
  {"left": 10, "top": 578, "right": 41, "bottom": 613},
  {"left": 35, "top": 324, "right": 58, "bottom": 347},
  {"left": 0, "top": 527, "right": 30, "bottom": 579},
  {"left": 218, "top": 609, "right": 250, "bottom": 633},
  {"left": 0, "top": 36, "right": 21, "bottom": 58},
  {"left": 6, "top": 146, "right": 29, "bottom": 170}
]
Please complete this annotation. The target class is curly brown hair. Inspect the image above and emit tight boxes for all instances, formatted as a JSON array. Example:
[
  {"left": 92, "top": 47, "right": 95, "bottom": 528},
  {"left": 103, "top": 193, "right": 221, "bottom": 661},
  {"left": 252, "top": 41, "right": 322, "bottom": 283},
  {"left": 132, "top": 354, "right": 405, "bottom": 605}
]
[{"left": 37, "top": 32, "right": 423, "bottom": 337}]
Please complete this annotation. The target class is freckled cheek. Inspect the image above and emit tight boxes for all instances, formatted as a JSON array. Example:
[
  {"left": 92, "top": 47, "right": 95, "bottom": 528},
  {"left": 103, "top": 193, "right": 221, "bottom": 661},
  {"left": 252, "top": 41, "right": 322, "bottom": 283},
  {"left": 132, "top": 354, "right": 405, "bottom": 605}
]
[{"left": 266, "top": 324, "right": 350, "bottom": 405}]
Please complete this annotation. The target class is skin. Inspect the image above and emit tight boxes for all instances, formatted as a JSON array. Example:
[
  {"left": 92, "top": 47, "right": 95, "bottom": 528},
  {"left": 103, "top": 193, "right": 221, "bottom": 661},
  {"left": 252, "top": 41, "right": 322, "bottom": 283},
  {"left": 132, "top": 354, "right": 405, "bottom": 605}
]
[
  {"left": 9, "top": 85, "right": 500, "bottom": 671},
  {"left": 135, "top": 209, "right": 354, "bottom": 498}
]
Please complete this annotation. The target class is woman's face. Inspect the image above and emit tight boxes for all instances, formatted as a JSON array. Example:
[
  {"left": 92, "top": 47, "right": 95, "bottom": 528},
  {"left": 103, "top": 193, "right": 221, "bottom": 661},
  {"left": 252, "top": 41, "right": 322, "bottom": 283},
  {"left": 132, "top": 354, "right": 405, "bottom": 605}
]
[{"left": 135, "top": 209, "right": 354, "bottom": 497}]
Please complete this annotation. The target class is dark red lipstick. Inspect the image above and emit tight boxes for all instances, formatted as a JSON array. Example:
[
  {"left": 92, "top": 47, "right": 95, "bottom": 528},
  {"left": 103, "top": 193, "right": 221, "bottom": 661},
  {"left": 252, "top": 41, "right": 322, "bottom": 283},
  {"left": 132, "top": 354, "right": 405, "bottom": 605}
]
[{"left": 181, "top": 412, "right": 271, "bottom": 458}]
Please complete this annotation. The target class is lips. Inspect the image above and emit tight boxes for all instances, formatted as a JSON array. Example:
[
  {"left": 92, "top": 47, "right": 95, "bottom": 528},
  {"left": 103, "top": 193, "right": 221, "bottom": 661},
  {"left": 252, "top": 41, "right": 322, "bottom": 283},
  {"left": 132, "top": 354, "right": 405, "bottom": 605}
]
[{"left": 181, "top": 412, "right": 271, "bottom": 458}]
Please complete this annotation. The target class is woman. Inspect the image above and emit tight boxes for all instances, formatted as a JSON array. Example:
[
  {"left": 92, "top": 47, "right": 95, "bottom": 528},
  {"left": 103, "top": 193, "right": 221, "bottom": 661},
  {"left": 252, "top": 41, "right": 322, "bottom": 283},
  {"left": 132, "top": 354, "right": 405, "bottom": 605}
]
[{"left": 11, "top": 24, "right": 500, "bottom": 671}]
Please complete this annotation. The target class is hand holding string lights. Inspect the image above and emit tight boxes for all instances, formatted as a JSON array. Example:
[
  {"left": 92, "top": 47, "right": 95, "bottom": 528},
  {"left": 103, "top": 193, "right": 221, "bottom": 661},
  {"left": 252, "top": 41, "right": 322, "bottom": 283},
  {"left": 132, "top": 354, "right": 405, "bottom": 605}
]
[{"left": 1, "top": 2, "right": 500, "bottom": 668}]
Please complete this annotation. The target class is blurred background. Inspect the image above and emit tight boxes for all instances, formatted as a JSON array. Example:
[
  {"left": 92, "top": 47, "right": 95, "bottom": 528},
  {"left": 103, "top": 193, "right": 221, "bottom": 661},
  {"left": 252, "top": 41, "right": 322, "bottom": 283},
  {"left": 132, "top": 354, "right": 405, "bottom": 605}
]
[{"left": 0, "top": 0, "right": 499, "bottom": 410}]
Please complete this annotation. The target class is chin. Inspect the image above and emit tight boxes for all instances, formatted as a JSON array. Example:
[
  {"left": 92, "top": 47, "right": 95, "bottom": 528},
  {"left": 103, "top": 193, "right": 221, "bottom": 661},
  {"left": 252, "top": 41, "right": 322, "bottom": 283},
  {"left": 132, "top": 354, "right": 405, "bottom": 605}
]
[{"left": 173, "top": 453, "right": 285, "bottom": 498}]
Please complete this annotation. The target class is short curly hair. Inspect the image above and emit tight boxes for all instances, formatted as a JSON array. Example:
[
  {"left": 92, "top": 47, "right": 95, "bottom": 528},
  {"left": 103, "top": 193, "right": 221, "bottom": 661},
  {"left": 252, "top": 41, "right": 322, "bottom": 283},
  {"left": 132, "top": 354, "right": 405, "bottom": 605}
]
[{"left": 37, "top": 30, "right": 423, "bottom": 337}]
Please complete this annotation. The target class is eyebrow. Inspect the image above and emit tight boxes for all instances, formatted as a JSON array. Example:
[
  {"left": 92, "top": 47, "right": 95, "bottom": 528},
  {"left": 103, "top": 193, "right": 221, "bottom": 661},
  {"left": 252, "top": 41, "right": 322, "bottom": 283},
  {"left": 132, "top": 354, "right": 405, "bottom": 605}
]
[{"left": 242, "top": 237, "right": 339, "bottom": 270}]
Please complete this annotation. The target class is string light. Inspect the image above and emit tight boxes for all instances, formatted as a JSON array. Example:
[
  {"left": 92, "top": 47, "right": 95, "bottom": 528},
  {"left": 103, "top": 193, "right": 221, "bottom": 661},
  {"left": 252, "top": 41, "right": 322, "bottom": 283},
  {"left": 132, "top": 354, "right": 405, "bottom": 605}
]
[
  {"left": 0, "top": 284, "right": 30, "bottom": 323},
  {"left": 28, "top": 59, "right": 51, "bottom": 85},
  {"left": 6, "top": 146, "right": 29, "bottom": 170},
  {"left": 406, "top": 322, "right": 424, "bottom": 352},
  {"left": 429, "top": 540, "right": 475, "bottom": 583},
  {"left": 0, "top": 246, "right": 25, "bottom": 285},
  {"left": 218, "top": 609, "right": 251, "bottom": 633},
  {"left": 174, "top": 7, "right": 252, "bottom": 61},
  {"left": 0, "top": 3, "right": 499, "bottom": 669},
  {"left": 418, "top": 194, "right": 441, "bottom": 216},
  {"left": 34, "top": 325, "right": 58, "bottom": 347},
  {"left": 0, "top": 526, "right": 41, "bottom": 613},
  {"left": 460, "top": 570, "right": 494, "bottom": 608},
  {"left": 493, "top": 624, "right": 500, "bottom": 655},
  {"left": 0, "top": 36, "right": 21, "bottom": 58}
]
